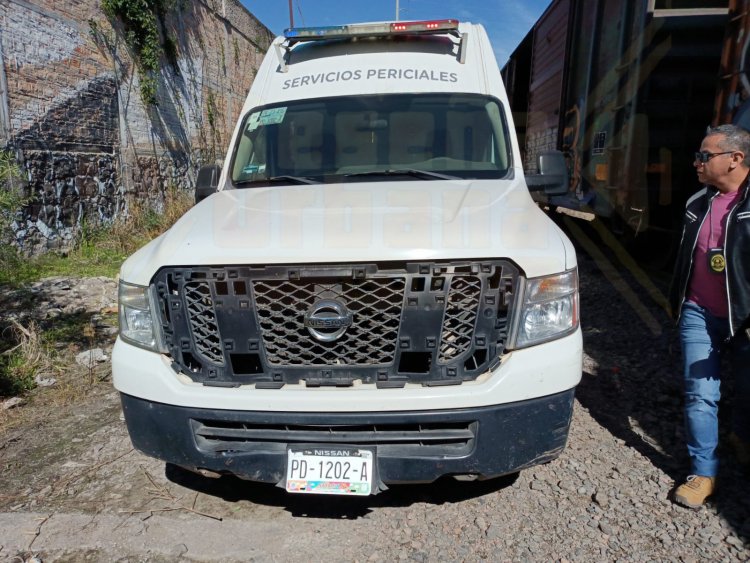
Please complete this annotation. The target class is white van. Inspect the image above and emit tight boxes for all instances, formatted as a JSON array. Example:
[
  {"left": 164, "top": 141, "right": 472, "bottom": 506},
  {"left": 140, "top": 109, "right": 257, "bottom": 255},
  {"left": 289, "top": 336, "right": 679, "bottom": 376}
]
[{"left": 113, "top": 19, "right": 582, "bottom": 496}]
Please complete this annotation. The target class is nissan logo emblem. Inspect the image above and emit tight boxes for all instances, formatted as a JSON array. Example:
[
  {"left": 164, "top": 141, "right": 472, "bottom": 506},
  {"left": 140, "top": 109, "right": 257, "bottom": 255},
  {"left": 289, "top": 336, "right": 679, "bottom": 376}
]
[{"left": 304, "top": 300, "right": 353, "bottom": 342}]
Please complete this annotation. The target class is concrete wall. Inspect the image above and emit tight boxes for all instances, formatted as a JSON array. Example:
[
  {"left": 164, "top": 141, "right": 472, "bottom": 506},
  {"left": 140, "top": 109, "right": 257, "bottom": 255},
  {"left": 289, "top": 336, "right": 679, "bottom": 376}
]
[{"left": 0, "top": 0, "right": 274, "bottom": 252}]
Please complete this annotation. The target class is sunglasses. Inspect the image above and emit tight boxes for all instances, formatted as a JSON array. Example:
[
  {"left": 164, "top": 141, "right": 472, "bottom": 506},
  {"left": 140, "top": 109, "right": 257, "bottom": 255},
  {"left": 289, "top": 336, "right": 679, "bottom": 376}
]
[{"left": 694, "top": 151, "right": 734, "bottom": 163}]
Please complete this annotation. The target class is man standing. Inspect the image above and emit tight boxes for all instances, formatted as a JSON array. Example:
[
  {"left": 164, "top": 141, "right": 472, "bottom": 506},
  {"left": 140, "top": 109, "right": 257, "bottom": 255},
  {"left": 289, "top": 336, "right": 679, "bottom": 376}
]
[{"left": 669, "top": 124, "right": 750, "bottom": 509}]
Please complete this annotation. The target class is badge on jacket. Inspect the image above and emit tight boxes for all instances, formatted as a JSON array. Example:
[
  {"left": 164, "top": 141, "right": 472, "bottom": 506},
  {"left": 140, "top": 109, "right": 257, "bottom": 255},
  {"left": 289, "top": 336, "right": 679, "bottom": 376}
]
[{"left": 708, "top": 247, "right": 725, "bottom": 273}]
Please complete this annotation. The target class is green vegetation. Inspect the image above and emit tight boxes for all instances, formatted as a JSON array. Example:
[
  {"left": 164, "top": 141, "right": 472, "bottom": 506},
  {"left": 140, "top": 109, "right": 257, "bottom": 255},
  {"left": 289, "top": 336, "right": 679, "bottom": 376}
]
[
  {"left": 204, "top": 90, "right": 222, "bottom": 158},
  {"left": 0, "top": 321, "right": 52, "bottom": 397},
  {"left": 101, "top": 0, "right": 179, "bottom": 104},
  {"left": 0, "top": 150, "right": 26, "bottom": 230},
  {"left": 0, "top": 187, "right": 193, "bottom": 285},
  {"left": 206, "top": 90, "right": 217, "bottom": 130},
  {"left": 0, "top": 188, "right": 193, "bottom": 399},
  {"left": 0, "top": 151, "right": 28, "bottom": 285}
]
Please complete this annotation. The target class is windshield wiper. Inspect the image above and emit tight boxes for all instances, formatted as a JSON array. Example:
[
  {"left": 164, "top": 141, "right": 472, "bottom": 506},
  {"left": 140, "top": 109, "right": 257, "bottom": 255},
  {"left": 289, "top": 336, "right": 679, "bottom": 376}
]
[
  {"left": 268, "top": 175, "right": 320, "bottom": 184},
  {"left": 235, "top": 175, "right": 320, "bottom": 186},
  {"left": 344, "top": 169, "right": 461, "bottom": 181}
]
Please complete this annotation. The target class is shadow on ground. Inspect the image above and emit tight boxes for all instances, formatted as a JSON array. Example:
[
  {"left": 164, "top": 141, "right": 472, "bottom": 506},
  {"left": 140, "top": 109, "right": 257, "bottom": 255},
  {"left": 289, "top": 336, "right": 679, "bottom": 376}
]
[
  {"left": 165, "top": 463, "right": 519, "bottom": 519},
  {"left": 564, "top": 217, "right": 750, "bottom": 541}
]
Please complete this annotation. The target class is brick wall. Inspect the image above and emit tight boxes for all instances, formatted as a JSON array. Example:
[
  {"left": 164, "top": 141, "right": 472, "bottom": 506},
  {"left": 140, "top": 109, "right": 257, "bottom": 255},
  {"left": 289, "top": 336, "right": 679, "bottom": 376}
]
[
  {"left": 525, "top": 126, "right": 559, "bottom": 173},
  {"left": 0, "top": 0, "right": 273, "bottom": 253}
]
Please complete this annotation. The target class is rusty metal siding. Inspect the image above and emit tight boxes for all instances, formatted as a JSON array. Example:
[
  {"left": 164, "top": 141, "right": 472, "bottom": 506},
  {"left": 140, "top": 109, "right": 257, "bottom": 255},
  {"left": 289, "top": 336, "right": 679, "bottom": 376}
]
[
  {"left": 502, "top": 31, "right": 533, "bottom": 114},
  {"left": 525, "top": 0, "right": 570, "bottom": 170},
  {"left": 713, "top": 0, "right": 750, "bottom": 125},
  {"left": 502, "top": 31, "right": 534, "bottom": 164},
  {"left": 504, "top": 0, "right": 733, "bottom": 267}
]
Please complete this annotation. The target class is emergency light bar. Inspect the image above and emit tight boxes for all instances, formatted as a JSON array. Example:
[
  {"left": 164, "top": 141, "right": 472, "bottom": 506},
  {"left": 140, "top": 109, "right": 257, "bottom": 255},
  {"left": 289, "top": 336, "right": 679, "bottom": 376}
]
[{"left": 284, "top": 19, "right": 460, "bottom": 43}]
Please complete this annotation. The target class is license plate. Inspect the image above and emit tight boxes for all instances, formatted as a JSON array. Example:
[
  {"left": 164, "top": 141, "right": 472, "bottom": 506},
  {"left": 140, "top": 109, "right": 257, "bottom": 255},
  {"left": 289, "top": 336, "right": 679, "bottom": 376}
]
[{"left": 285, "top": 447, "right": 374, "bottom": 495}]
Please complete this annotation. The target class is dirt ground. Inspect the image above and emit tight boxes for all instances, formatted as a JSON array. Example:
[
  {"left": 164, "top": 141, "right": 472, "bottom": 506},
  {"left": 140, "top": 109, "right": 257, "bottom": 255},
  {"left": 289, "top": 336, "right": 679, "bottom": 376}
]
[
  {"left": 0, "top": 372, "right": 522, "bottom": 562},
  {"left": 0, "top": 285, "right": 525, "bottom": 562},
  {"left": 1, "top": 250, "right": 750, "bottom": 562}
]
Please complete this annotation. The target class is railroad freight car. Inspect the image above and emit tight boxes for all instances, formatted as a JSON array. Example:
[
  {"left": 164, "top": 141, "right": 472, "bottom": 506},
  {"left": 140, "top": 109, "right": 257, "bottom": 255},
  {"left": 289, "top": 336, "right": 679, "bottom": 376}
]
[{"left": 503, "top": 0, "right": 734, "bottom": 264}]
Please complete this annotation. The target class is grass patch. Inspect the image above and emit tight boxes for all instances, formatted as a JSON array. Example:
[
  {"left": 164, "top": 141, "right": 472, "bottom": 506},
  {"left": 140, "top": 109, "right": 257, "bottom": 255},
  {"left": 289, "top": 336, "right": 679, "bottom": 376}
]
[
  {"left": 0, "top": 188, "right": 194, "bottom": 285},
  {"left": 0, "top": 187, "right": 194, "bottom": 403},
  {"left": 42, "top": 312, "right": 97, "bottom": 347},
  {"left": 0, "top": 247, "right": 126, "bottom": 283},
  {"left": 0, "top": 320, "right": 58, "bottom": 397}
]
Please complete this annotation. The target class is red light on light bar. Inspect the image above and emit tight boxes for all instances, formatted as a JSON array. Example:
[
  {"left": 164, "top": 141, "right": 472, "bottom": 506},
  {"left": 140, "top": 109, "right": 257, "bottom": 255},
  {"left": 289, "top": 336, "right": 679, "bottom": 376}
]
[
  {"left": 284, "top": 19, "right": 459, "bottom": 44},
  {"left": 390, "top": 19, "right": 459, "bottom": 33}
]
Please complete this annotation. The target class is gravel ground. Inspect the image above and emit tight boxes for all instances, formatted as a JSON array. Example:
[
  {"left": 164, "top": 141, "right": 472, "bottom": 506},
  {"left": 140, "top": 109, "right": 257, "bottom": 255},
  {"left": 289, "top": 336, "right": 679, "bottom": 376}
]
[{"left": 0, "top": 217, "right": 749, "bottom": 562}]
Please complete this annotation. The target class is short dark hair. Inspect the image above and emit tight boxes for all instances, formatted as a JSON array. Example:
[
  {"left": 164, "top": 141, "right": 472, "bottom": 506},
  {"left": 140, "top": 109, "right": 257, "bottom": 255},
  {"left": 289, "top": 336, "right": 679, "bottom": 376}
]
[{"left": 706, "top": 124, "right": 750, "bottom": 166}]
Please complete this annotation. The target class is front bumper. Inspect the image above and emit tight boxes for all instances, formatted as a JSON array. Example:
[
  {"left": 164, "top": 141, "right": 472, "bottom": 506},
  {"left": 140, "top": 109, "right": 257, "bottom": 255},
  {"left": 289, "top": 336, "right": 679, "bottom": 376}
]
[
  {"left": 112, "top": 329, "right": 583, "bottom": 413},
  {"left": 120, "top": 389, "right": 575, "bottom": 489}
]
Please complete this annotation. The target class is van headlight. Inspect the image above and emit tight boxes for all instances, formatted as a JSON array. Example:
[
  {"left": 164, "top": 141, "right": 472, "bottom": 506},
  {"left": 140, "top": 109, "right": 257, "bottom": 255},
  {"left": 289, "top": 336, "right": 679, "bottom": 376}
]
[
  {"left": 512, "top": 268, "right": 579, "bottom": 349},
  {"left": 118, "top": 280, "right": 163, "bottom": 352}
]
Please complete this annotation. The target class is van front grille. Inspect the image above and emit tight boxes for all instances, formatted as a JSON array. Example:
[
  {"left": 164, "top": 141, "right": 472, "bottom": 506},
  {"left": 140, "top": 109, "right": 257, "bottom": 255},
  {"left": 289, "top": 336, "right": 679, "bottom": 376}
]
[
  {"left": 439, "top": 275, "right": 482, "bottom": 362},
  {"left": 184, "top": 282, "right": 224, "bottom": 365},
  {"left": 192, "top": 418, "right": 477, "bottom": 457},
  {"left": 253, "top": 278, "right": 404, "bottom": 366},
  {"left": 152, "top": 261, "right": 518, "bottom": 386}
]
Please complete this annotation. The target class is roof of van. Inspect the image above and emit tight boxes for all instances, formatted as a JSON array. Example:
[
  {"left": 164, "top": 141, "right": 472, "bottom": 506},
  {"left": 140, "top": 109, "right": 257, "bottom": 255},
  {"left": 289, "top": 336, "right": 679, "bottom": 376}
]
[{"left": 241, "top": 20, "right": 505, "bottom": 110}]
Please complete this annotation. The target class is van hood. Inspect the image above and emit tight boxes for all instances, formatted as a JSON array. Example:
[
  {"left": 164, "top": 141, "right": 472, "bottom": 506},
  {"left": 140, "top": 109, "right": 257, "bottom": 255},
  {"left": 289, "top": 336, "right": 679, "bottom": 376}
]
[{"left": 120, "top": 178, "right": 573, "bottom": 285}]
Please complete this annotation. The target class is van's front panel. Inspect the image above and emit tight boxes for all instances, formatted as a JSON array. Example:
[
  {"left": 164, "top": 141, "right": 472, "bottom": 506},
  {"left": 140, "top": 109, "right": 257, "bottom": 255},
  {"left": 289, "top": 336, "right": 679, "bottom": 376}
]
[
  {"left": 113, "top": 20, "right": 582, "bottom": 494},
  {"left": 119, "top": 388, "right": 575, "bottom": 490}
]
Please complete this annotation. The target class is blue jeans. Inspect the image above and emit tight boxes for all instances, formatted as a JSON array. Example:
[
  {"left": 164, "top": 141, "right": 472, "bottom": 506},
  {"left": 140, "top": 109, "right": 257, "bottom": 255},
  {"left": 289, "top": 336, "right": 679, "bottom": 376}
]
[{"left": 679, "top": 301, "right": 750, "bottom": 476}]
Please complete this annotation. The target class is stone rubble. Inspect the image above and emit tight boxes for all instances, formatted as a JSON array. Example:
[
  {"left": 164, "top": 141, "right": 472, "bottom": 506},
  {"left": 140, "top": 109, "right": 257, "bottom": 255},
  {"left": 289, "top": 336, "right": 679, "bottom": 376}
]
[
  {"left": 0, "top": 250, "right": 748, "bottom": 561},
  {"left": 334, "top": 249, "right": 750, "bottom": 562},
  {"left": 74, "top": 347, "right": 109, "bottom": 368},
  {"left": 2, "top": 276, "right": 117, "bottom": 324},
  {"left": 33, "top": 374, "right": 57, "bottom": 387}
]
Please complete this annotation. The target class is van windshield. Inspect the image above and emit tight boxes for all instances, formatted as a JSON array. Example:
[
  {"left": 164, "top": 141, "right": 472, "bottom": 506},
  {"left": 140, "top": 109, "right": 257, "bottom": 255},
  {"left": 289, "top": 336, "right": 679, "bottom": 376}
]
[{"left": 230, "top": 93, "right": 511, "bottom": 186}]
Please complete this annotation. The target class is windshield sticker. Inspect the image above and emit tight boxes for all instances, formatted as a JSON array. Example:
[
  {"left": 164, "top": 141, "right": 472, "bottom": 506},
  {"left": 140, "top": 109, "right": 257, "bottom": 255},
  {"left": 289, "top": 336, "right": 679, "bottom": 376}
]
[
  {"left": 259, "top": 107, "right": 287, "bottom": 125},
  {"left": 247, "top": 112, "right": 261, "bottom": 132},
  {"left": 247, "top": 108, "right": 287, "bottom": 131},
  {"left": 282, "top": 69, "right": 458, "bottom": 90}
]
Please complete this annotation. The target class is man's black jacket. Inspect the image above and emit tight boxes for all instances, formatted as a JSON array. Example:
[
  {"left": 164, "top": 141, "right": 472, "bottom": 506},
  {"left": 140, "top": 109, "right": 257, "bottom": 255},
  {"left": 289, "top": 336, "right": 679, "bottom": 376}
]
[{"left": 669, "top": 181, "right": 750, "bottom": 337}]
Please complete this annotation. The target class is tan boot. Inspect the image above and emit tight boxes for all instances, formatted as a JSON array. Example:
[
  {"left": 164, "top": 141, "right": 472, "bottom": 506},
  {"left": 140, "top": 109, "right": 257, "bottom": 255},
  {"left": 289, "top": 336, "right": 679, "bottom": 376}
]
[{"left": 674, "top": 475, "right": 716, "bottom": 509}]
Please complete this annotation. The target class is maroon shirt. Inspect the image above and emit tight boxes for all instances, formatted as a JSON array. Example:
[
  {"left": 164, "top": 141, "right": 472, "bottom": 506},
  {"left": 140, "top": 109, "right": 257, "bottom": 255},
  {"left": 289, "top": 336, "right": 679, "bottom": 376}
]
[{"left": 687, "top": 189, "right": 743, "bottom": 318}]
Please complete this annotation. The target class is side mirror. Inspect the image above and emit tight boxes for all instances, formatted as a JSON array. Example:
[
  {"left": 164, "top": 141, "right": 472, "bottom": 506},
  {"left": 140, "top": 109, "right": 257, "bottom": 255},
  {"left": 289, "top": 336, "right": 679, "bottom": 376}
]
[
  {"left": 195, "top": 164, "right": 221, "bottom": 203},
  {"left": 525, "top": 151, "right": 569, "bottom": 196}
]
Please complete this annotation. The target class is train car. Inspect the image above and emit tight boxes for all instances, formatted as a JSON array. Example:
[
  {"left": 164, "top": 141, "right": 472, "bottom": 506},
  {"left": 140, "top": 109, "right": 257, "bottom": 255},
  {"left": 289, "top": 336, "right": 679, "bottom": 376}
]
[
  {"left": 504, "top": 0, "right": 732, "bottom": 264},
  {"left": 715, "top": 0, "right": 750, "bottom": 127}
]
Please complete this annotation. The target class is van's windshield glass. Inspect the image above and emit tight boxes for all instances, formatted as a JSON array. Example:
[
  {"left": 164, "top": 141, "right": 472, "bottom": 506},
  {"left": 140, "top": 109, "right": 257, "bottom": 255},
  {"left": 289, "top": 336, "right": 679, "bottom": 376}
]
[{"left": 230, "top": 94, "right": 511, "bottom": 186}]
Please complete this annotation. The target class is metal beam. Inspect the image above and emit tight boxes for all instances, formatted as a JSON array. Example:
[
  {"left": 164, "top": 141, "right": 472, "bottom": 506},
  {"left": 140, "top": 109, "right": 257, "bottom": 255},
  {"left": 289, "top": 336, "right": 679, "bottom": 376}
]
[
  {"left": 647, "top": 0, "right": 729, "bottom": 16},
  {"left": 0, "top": 31, "right": 11, "bottom": 146}
]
